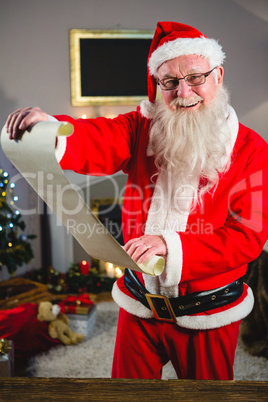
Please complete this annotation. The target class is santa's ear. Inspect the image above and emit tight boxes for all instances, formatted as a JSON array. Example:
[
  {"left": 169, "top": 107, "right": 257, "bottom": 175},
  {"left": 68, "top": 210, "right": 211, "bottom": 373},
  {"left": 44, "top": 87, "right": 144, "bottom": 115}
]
[{"left": 216, "top": 66, "right": 224, "bottom": 86}]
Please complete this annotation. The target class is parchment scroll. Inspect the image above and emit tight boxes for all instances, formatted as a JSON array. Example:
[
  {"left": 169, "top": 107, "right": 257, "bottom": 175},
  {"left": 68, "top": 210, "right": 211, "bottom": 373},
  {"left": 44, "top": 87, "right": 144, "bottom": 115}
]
[{"left": 1, "top": 122, "right": 164, "bottom": 276}]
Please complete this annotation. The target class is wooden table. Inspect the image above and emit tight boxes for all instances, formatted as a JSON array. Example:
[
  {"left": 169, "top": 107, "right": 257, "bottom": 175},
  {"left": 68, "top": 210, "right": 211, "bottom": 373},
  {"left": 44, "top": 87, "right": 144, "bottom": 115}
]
[{"left": 0, "top": 378, "right": 267, "bottom": 401}]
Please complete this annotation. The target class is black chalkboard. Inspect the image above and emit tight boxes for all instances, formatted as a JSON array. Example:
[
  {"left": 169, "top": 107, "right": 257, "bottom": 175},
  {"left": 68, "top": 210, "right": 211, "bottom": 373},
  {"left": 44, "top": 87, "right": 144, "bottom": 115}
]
[
  {"left": 80, "top": 38, "right": 151, "bottom": 97},
  {"left": 70, "top": 29, "right": 153, "bottom": 106}
]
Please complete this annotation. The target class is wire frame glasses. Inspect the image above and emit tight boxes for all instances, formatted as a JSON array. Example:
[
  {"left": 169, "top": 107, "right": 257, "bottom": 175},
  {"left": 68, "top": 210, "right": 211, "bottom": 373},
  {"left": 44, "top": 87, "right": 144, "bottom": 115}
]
[{"left": 158, "top": 67, "right": 218, "bottom": 91}]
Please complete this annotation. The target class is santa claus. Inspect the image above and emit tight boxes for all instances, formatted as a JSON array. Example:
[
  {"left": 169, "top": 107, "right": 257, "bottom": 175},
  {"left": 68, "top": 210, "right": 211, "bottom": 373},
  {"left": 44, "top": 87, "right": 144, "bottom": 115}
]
[{"left": 6, "top": 21, "right": 268, "bottom": 380}]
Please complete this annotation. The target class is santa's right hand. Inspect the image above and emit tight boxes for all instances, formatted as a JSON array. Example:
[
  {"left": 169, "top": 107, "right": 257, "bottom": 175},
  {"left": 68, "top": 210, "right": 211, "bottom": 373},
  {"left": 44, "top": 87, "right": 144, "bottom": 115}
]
[{"left": 6, "top": 106, "right": 49, "bottom": 140}]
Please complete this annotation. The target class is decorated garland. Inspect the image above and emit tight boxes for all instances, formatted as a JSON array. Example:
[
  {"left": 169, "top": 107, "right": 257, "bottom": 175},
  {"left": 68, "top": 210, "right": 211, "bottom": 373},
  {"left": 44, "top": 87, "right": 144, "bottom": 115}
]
[{"left": 26, "top": 262, "right": 116, "bottom": 295}]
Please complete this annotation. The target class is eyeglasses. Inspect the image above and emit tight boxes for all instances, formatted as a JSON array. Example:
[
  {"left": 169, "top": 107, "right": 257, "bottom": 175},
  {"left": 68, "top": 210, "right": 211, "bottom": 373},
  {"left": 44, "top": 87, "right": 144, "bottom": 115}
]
[{"left": 158, "top": 67, "right": 218, "bottom": 91}]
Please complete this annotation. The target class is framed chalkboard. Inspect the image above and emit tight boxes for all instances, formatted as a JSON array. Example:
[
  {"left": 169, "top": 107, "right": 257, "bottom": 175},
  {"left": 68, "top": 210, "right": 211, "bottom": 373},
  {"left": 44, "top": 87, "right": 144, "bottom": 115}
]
[{"left": 69, "top": 29, "right": 153, "bottom": 106}]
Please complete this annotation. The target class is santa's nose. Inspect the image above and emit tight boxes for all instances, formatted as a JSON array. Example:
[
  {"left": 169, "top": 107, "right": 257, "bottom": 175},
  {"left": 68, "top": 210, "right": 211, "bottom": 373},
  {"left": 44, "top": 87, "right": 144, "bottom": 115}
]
[{"left": 175, "top": 80, "right": 193, "bottom": 98}]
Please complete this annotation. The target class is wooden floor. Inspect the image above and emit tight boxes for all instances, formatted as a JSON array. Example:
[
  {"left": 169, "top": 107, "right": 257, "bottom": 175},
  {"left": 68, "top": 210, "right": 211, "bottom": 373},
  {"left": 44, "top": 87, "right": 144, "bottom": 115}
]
[{"left": 0, "top": 378, "right": 267, "bottom": 401}]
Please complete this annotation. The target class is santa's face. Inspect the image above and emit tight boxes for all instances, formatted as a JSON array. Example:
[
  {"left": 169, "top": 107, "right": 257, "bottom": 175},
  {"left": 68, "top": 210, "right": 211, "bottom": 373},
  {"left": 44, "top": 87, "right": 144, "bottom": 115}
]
[{"left": 157, "top": 55, "right": 224, "bottom": 111}]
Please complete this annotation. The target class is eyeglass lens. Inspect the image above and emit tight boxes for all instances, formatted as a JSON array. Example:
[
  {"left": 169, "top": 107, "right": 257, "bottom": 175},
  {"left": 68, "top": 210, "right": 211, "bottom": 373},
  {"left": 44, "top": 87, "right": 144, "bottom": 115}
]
[{"left": 159, "top": 68, "right": 216, "bottom": 90}]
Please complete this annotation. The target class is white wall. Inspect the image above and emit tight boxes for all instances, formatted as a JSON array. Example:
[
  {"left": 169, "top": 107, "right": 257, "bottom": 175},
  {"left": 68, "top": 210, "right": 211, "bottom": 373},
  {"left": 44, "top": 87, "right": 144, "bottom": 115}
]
[{"left": 0, "top": 0, "right": 267, "bottom": 277}]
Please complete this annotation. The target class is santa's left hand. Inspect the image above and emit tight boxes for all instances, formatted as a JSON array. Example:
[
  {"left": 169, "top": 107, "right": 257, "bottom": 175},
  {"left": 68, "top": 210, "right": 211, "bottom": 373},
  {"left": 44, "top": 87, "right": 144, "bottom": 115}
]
[{"left": 124, "top": 235, "right": 167, "bottom": 264}]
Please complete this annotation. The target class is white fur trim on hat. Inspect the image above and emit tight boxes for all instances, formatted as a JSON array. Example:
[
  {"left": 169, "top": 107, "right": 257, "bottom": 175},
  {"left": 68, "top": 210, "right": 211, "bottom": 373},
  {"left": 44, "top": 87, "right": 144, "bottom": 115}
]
[
  {"left": 149, "top": 36, "right": 225, "bottom": 77},
  {"left": 140, "top": 100, "right": 157, "bottom": 120}
]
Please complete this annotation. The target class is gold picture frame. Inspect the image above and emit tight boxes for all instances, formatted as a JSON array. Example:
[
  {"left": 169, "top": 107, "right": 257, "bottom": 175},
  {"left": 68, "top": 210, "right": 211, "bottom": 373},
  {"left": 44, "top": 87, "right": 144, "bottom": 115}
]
[{"left": 69, "top": 29, "right": 154, "bottom": 106}]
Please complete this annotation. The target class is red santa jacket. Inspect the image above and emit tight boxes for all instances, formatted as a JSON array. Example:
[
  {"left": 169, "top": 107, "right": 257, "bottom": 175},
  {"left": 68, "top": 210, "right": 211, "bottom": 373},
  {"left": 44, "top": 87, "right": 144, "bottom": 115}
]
[{"left": 55, "top": 105, "right": 268, "bottom": 330}]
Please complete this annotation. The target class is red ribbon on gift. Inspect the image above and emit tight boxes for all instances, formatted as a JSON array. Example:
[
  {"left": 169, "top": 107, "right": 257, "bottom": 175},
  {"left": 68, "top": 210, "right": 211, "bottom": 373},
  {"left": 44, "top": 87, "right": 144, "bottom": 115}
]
[{"left": 58, "top": 294, "right": 94, "bottom": 314}]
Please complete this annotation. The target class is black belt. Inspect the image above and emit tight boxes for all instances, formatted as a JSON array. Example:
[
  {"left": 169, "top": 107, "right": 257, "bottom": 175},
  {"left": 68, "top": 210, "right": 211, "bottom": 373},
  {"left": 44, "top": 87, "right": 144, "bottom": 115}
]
[{"left": 124, "top": 268, "right": 244, "bottom": 323}]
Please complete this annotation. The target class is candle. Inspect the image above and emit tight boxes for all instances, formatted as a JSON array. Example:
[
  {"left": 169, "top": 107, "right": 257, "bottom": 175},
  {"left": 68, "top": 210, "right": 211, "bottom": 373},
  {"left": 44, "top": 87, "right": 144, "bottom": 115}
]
[
  {"left": 79, "top": 260, "right": 90, "bottom": 275},
  {"left": 115, "top": 267, "right": 123, "bottom": 278},
  {"left": 106, "top": 262, "right": 115, "bottom": 278}
]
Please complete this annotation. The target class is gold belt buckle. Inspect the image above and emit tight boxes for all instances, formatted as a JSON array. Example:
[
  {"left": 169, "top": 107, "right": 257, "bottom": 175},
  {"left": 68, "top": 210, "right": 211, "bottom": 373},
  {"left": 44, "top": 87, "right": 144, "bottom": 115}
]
[{"left": 145, "top": 293, "right": 177, "bottom": 323}]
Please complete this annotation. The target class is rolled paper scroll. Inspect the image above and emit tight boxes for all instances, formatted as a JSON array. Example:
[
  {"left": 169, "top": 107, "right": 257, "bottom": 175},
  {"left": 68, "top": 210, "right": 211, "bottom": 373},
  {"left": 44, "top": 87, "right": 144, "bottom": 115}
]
[
  {"left": 138, "top": 254, "right": 165, "bottom": 276},
  {"left": 1, "top": 122, "right": 164, "bottom": 276}
]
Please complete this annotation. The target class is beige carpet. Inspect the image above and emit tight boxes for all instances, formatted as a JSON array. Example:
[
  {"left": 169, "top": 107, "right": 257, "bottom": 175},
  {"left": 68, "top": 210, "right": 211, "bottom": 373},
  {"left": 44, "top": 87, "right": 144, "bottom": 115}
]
[{"left": 28, "top": 301, "right": 268, "bottom": 380}]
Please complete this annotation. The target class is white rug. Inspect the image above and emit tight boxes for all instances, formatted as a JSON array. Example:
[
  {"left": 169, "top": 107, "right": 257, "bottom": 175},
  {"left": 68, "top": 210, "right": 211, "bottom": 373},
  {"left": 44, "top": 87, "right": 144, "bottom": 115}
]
[{"left": 28, "top": 302, "right": 268, "bottom": 380}]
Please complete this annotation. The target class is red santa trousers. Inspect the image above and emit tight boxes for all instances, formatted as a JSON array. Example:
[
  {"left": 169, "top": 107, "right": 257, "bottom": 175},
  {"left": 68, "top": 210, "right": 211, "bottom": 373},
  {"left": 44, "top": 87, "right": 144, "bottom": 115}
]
[{"left": 112, "top": 308, "right": 241, "bottom": 380}]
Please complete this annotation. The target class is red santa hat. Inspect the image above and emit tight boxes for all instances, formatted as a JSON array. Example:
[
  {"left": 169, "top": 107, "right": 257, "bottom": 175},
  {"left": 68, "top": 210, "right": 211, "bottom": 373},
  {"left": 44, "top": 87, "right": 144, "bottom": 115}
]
[{"left": 145, "top": 21, "right": 225, "bottom": 108}]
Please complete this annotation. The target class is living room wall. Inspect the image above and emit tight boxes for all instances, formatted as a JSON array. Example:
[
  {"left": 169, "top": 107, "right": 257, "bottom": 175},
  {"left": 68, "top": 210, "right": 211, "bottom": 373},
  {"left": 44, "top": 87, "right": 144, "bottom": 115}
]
[{"left": 0, "top": 0, "right": 267, "bottom": 278}]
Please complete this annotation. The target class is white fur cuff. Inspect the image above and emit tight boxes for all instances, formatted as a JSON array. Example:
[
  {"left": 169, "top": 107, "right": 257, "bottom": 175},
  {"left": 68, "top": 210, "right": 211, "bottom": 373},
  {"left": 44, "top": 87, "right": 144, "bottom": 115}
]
[{"left": 160, "top": 231, "right": 183, "bottom": 287}]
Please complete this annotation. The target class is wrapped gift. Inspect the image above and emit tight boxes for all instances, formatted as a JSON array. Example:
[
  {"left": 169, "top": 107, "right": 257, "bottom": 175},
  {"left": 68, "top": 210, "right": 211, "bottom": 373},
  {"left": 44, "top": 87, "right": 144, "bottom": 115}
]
[
  {"left": 67, "top": 304, "right": 96, "bottom": 339},
  {"left": 0, "top": 278, "right": 52, "bottom": 310},
  {"left": 58, "top": 294, "right": 94, "bottom": 315},
  {"left": 0, "top": 339, "right": 14, "bottom": 377}
]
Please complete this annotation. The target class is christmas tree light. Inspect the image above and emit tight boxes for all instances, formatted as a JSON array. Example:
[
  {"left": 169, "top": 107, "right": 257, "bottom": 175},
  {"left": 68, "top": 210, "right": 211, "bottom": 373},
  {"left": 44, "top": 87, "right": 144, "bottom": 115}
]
[{"left": 0, "top": 168, "right": 36, "bottom": 275}]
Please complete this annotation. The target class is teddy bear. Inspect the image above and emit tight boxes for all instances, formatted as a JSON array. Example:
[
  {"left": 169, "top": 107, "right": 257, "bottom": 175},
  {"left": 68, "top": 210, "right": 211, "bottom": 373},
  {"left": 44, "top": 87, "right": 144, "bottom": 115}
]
[{"left": 37, "top": 301, "right": 84, "bottom": 345}]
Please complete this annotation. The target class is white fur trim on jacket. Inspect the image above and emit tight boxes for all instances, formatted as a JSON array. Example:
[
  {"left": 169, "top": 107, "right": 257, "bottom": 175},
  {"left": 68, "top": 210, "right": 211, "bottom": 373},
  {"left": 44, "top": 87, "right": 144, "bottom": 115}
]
[
  {"left": 149, "top": 36, "right": 225, "bottom": 77},
  {"left": 112, "top": 282, "right": 254, "bottom": 330},
  {"left": 176, "top": 286, "right": 254, "bottom": 330},
  {"left": 112, "top": 281, "right": 153, "bottom": 319}
]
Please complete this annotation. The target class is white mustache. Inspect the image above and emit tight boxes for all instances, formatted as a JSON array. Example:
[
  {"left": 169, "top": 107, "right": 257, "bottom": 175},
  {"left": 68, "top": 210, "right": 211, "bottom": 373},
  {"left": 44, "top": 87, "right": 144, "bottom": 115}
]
[{"left": 171, "top": 95, "right": 204, "bottom": 108}]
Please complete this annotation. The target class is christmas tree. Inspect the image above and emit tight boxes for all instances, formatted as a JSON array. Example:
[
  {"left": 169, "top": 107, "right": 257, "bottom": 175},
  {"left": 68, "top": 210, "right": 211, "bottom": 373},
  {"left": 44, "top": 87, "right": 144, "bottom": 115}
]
[{"left": 0, "top": 168, "right": 36, "bottom": 276}]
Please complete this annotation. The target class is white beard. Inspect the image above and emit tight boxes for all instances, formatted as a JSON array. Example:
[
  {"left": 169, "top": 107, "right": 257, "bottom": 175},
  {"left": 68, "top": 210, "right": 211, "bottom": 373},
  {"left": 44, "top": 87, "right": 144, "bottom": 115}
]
[{"left": 148, "top": 85, "right": 232, "bottom": 212}]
